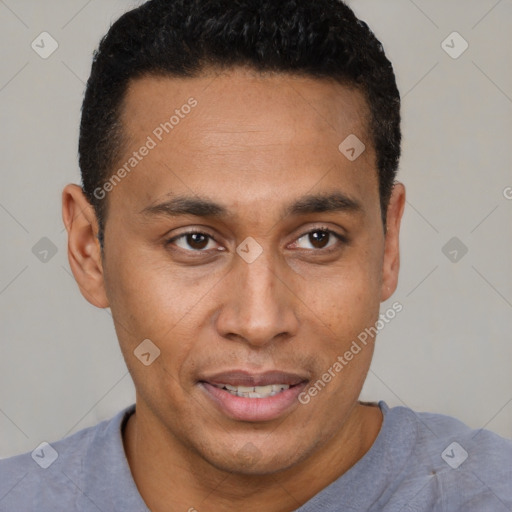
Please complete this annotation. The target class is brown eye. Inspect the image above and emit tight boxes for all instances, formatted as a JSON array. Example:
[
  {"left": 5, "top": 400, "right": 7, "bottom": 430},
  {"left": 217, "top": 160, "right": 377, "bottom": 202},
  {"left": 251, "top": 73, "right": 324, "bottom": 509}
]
[
  {"left": 186, "top": 233, "right": 209, "bottom": 250},
  {"left": 167, "top": 231, "right": 219, "bottom": 252},
  {"left": 308, "top": 230, "right": 330, "bottom": 249},
  {"left": 294, "top": 229, "right": 343, "bottom": 251}
]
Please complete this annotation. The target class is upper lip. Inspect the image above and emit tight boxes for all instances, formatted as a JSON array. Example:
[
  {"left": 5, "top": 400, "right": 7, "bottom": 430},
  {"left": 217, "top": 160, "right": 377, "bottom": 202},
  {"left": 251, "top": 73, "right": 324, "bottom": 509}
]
[{"left": 199, "top": 370, "right": 308, "bottom": 387}]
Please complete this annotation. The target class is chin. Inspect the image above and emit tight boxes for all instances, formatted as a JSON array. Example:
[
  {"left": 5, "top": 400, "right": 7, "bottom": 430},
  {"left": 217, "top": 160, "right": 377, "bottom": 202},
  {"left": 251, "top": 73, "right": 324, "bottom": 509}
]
[{"left": 203, "top": 440, "right": 311, "bottom": 477}]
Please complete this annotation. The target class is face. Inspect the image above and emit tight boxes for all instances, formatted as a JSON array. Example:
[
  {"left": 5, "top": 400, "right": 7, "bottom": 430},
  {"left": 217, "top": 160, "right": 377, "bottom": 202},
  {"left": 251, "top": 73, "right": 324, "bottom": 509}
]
[{"left": 64, "top": 67, "right": 404, "bottom": 475}]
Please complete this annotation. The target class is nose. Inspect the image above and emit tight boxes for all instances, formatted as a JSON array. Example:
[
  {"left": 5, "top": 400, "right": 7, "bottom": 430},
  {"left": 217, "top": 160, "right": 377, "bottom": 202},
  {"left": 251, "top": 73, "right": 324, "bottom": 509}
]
[{"left": 214, "top": 246, "right": 299, "bottom": 347}]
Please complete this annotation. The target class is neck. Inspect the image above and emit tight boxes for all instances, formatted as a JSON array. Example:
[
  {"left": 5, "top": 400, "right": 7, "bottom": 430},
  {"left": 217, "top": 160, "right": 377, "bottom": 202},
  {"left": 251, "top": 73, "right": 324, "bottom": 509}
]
[{"left": 123, "top": 401, "right": 383, "bottom": 512}]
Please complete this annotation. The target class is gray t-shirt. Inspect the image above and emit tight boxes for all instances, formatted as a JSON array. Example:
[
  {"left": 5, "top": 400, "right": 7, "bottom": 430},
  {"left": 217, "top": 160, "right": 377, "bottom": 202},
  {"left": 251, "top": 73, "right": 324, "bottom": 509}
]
[{"left": 1, "top": 401, "right": 511, "bottom": 511}]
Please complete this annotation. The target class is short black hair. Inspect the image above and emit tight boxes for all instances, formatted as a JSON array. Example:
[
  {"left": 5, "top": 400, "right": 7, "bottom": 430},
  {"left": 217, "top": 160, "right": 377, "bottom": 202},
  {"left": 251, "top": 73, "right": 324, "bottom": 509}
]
[{"left": 79, "top": 0, "right": 401, "bottom": 247}]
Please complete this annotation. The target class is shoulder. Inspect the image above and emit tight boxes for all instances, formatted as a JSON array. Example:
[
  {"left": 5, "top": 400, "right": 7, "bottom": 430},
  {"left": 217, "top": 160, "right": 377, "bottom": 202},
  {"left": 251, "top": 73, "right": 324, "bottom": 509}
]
[
  {"left": 382, "top": 402, "right": 512, "bottom": 510},
  {"left": 411, "top": 406, "right": 512, "bottom": 471},
  {"left": 0, "top": 405, "right": 136, "bottom": 511}
]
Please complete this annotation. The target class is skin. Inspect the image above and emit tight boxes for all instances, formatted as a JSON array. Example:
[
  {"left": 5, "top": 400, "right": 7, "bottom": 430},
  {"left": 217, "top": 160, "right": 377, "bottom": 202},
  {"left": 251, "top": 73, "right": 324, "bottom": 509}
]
[{"left": 62, "top": 67, "right": 405, "bottom": 512}]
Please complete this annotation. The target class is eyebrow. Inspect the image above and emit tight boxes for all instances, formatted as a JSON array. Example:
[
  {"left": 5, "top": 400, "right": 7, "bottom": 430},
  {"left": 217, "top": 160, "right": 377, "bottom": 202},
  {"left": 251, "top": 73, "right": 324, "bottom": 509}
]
[
  {"left": 140, "top": 192, "right": 363, "bottom": 220},
  {"left": 284, "top": 192, "right": 362, "bottom": 217}
]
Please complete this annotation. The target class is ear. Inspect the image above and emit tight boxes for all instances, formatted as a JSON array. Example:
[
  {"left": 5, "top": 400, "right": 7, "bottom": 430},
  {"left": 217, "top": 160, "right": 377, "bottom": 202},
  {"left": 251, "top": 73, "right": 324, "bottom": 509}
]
[
  {"left": 62, "top": 184, "right": 109, "bottom": 308},
  {"left": 380, "top": 182, "right": 406, "bottom": 302}
]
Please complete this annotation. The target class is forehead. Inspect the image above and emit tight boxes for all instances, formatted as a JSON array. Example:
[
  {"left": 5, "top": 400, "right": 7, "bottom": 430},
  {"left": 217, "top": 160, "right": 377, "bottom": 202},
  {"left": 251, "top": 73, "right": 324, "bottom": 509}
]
[
  {"left": 111, "top": 68, "right": 378, "bottom": 218},
  {"left": 120, "top": 67, "right": 371, "bottom": 148}
]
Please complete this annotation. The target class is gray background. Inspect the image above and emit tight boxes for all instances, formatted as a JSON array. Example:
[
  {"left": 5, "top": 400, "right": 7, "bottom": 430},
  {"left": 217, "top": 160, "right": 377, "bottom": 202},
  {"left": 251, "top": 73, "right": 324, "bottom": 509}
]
[{"left": 0, "top": 0, "right": 511, "bottom": 458}]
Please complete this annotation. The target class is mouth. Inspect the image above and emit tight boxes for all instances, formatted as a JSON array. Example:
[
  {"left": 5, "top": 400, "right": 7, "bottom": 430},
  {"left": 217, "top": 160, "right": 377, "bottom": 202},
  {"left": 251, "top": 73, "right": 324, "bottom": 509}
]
[
  {"left": 208, "top": 383, "right": 292, "bottom": 399},
  {"left": 198, "top": 370, "right": 309, "bottom": 421}
]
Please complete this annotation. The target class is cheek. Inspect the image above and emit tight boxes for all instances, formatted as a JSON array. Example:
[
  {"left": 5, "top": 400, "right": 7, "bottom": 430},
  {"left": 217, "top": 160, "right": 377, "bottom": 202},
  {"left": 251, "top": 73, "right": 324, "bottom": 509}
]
[
  {"left": 298, "top": 254, "right": 382, "bottom": 338},
  {"left": 105, "top": 256, "right": 200, "bottom": 406},
  {"left": 105, "top": 245, "right": 208, "bottom": 336},
  {"left": 103, "top": 247, "right": 221, "bottom": 386}
]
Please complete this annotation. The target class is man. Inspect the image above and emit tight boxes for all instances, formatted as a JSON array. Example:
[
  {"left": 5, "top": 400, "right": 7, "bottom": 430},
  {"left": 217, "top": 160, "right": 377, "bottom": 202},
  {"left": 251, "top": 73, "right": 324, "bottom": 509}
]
[{"left": 1, "top": 0, "right": 510, "bottom": 511}]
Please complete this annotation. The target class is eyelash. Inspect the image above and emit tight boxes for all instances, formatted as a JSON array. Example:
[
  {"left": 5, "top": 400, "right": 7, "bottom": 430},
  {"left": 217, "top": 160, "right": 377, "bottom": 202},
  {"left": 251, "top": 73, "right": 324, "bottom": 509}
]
[{"left": 165, "top": 227, "right": 348, "bottom": 254}]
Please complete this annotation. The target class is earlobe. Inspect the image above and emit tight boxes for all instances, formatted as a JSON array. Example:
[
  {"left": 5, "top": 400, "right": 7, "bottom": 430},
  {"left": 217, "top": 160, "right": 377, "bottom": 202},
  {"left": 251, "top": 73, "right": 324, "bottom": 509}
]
[
  {"left": 62, "top": 184, "right": 109, "bottom": 308},
  {"left": 380, "top": 182, "right": 406, "bottom": 302}
]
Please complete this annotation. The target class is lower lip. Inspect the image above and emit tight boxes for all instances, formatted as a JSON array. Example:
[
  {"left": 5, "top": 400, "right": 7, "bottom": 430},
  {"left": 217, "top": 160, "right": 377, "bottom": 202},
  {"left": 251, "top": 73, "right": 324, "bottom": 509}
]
[{"left": 200, "top": 382, "right": 307, "bottom": 422}]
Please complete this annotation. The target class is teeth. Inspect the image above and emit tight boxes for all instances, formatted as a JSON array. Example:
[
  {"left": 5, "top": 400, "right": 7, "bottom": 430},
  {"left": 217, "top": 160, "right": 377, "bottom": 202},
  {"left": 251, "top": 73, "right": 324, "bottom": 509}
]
[
  {"left": 236, "top": 385, "right": 255, "bottom": 393},
  {"left": 212, "top": 383, "right": 291, "bottom": 398},
  {"left": 254, "top": 385, "right": 273, "bottom": 394}
]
